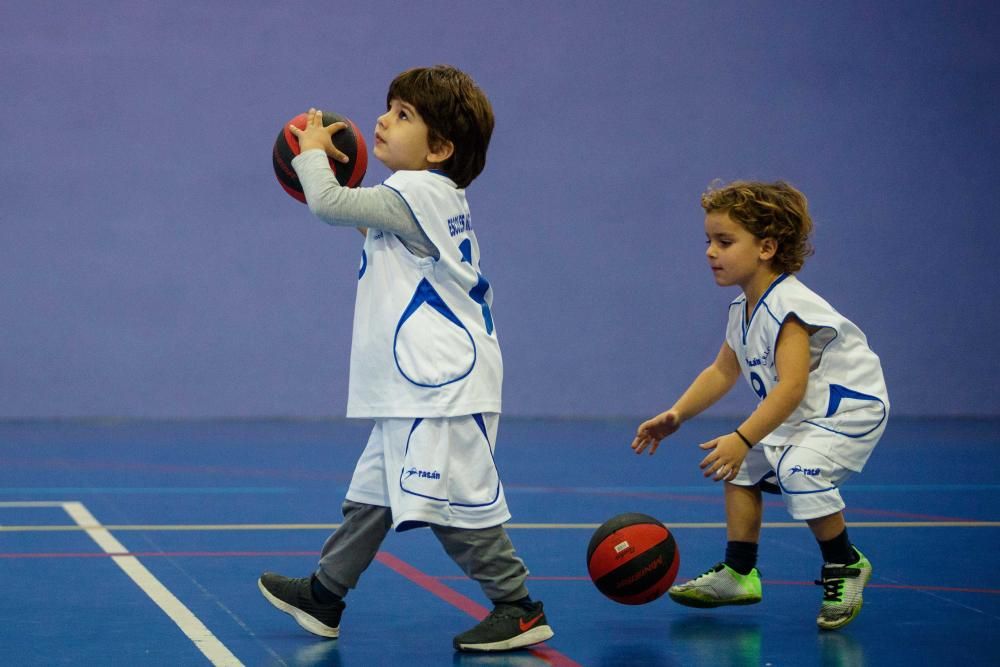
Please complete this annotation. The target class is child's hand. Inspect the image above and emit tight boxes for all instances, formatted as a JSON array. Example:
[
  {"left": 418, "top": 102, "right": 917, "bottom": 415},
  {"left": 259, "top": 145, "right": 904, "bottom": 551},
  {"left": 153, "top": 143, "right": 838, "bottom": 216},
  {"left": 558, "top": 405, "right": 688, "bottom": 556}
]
[
  {"left": 698, "top": 433, "right": 748, "bottom": 482},
  {"left": 631, "top": 410, "right": 681, "bottom": 455},
  {"left": 288, "top": 108, "right": 351, "bottom": 164}
]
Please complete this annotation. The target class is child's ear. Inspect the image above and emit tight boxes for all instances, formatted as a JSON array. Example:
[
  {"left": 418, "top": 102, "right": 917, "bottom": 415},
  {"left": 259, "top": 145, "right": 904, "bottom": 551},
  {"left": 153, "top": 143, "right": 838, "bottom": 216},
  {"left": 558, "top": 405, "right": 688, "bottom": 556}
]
[
  {"left": 759, "top": 237, "right": 778, "bottom": 261},
  {"left": 427, "top": 139, "right": 454, "bottom": 166}
]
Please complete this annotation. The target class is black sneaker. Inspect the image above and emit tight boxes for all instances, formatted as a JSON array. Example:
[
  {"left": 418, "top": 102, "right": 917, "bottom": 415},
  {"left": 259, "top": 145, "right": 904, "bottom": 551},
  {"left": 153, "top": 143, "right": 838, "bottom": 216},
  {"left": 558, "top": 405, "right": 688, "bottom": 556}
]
[
  {"left": 453, "top": 601, "right": 554, "bottom": 652},
  {"left": 258, "top": 572, "right": 345, "bottom": 638}
]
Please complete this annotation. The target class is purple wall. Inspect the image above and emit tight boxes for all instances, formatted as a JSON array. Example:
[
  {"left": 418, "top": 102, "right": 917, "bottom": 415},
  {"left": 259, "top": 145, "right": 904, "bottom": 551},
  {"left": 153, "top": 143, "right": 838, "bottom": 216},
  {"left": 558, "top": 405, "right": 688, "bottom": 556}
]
[{"left": 2, "top": 2, "right": 998, "bottom": 418}]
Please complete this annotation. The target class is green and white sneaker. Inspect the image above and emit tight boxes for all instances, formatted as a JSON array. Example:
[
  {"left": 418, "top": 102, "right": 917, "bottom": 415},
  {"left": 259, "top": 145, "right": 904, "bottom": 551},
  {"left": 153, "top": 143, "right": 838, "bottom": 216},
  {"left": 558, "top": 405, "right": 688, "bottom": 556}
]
[
  {"left": 668, "top": 563, "right": 762, "bottom": 608},
  {"left": 815, "top": 548, "right": 872, "bottom": 630}
]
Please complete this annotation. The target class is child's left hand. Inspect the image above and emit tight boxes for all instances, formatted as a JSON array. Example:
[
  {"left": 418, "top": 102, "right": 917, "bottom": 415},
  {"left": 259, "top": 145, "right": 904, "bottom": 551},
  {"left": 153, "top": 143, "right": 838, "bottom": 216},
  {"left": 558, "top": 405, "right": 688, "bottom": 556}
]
[
  {"left": 288, "top": 108, "right": 351, "bottom": 163},
  {"left": 698, "top": 433, "right": 748, "bottom": 482}
]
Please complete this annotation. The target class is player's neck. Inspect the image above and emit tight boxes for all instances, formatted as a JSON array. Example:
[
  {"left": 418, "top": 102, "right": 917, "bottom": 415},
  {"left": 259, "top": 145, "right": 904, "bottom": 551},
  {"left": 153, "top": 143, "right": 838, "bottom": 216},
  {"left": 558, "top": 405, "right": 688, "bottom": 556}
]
[{"left": 741, "top": 269, "right": 783, "bottom": 313}]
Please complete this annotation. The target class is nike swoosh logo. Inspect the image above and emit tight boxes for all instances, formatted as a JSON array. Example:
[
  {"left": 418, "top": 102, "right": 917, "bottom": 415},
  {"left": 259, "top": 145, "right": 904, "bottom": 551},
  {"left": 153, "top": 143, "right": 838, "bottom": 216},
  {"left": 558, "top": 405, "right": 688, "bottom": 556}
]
[{"left": 519, "top": 612, "right": 544, "bottom": 632}]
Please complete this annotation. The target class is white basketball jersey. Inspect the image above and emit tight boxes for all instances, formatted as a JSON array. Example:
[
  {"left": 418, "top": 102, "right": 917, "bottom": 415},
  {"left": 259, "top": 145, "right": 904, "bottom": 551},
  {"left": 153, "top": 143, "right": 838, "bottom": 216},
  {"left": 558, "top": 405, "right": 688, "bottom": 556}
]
[
  {"left": 725, "top": 274, "right": 889, "bottom": 471},
  {"left": 346, "top": 170, "right": 502, "bottom": 418}
]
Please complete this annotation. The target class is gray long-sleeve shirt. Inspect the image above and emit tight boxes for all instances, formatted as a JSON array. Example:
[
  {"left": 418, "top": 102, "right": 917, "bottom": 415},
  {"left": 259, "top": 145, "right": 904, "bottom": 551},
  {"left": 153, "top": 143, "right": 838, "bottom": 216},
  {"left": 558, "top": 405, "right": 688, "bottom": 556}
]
[{"left": 291, "top": 150, "right": 438, "bottom": 258}]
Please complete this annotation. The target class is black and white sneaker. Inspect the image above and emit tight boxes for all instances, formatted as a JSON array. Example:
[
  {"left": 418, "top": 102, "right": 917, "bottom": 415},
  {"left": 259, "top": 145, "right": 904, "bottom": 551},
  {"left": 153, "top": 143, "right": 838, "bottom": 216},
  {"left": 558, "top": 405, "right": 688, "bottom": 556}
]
[
  {"left": 815, "top": 549, "right": 872, "bottom": 630},
  {"left": 258, "top": 572, "right": 345, "bottom": 638},
  {"left": 453, "top": 601, "right": 554, "bottom": 652}
]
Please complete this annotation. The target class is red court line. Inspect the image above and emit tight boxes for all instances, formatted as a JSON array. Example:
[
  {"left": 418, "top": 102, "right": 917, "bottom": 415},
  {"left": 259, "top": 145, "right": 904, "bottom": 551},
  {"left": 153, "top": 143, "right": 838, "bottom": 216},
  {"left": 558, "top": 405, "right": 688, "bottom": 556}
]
[
  {"left": 375, "top": 551, "right": 582, "bottom": 667},
  {"left": 440, "top": 574, "right": 1000, "bottom": 596}
]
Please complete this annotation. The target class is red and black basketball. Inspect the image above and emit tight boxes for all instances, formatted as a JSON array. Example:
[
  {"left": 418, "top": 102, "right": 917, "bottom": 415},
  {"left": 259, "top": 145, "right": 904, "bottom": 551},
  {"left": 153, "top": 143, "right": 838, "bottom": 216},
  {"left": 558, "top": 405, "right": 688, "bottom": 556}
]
[
  {"left": 272, "top": 110, "right": 367, "bottom": 203},
  {"left": 587, "top": 512, "right": 680, "bottom": 605}
]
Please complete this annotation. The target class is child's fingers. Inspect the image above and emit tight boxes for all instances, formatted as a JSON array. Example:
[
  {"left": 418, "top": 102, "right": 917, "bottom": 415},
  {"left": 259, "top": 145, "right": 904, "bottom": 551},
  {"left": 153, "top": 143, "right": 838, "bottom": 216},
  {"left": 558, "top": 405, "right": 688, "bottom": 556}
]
[
  {"left": 705, "top": 460, "right": 728, "bottom": 480},
  {"left": 717, "top": 463, "right": 738, "bottom": 482},
  {"left": 631, "top": 435, "right": 660, "bottom": 455},
  {"left": 701, "top": 454, "right": 738, "bottom": 481}
]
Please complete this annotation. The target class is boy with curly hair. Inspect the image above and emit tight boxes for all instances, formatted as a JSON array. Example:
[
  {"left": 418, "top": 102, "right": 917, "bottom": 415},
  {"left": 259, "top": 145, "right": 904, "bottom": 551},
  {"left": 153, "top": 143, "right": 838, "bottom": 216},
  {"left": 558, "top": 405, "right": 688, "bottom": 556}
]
[{"left": 632, "top": 180, "right": 888, "bottom": 630}]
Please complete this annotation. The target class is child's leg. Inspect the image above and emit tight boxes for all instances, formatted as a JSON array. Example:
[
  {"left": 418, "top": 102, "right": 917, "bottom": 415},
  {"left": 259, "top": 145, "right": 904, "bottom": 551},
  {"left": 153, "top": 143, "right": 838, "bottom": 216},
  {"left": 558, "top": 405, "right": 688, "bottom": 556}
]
[
  {"left": 776, "top": 447, "right": 871, "bottom": 630},
  {"left": 807, "top": 510, "right": 859, "bottom": 565},
  {"left": 807, "top": 511, "right": 845, "bottom": 541},
  {"left": 431, "top": 523, "right": 529, "bottom": 603},
  {"left": 667, "top": 468, "right": 767, "bottom": 608},
  {"left": 435, "top": 524, "right": 554, "bottom": 652},
  {"left": 725, "top": 479, "right": 764, "bottom": 542},
  {"left": 257, "top": 499, "right": 391, "bottom": 638},
  {"left": 724, "top": 481, "right": 763, "bottom": 575},
  {"left": 315, "top": 500, "right": 393, "bottom": 598}
]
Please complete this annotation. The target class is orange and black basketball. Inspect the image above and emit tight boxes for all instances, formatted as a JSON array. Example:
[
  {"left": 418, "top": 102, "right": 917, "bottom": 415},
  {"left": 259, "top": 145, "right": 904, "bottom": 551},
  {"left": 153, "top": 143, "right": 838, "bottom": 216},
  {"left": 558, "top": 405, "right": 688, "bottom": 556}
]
[
  {"left": 272, "top": 110, "right": 367, "bottom": 203},
  {"left": 587, "top": 512, "right": 680, "bottom": 605}
]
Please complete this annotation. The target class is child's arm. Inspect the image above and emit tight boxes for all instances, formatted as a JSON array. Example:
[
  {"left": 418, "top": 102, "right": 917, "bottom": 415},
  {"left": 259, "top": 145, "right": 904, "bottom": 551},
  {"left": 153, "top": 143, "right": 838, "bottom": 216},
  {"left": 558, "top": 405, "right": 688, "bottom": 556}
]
[
  {"left": 631, "top": 341, "right": 741, "bottom": 455},
  {"left": 699, "top": 315, "right": 811, "bottom": 481},
  {"left": 288, "top": 109, "right": 436, "bottom": 257}
]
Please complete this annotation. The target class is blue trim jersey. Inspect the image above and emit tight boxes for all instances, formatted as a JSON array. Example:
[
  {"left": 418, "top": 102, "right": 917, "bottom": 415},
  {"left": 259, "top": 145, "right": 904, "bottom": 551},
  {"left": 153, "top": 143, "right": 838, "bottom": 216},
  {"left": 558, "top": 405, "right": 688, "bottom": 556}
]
[
  {"left": 346, "top": 170, "right": 502, "bottom": 418},
  {"left": 725, "top": 274, "right": 889, "bottom": 471}
]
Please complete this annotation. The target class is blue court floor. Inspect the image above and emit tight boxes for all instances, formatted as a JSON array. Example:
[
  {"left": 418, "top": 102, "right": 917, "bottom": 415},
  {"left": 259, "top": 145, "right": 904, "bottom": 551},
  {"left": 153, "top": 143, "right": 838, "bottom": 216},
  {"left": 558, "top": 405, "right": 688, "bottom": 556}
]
[{"left": 1, "top": 417, "right": 997, "bottom": 666}]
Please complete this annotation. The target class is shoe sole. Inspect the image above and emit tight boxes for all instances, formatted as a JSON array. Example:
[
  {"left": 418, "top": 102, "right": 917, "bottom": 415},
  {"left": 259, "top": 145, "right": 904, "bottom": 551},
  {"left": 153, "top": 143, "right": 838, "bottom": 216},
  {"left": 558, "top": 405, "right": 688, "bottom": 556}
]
[
  {"left": 454, "top": 625, "right": 554, "bottom": 652},
  {"left": 668, "top": 591, "right": 762, "bottom": 609},
  {"left": 817, "top": 562, "right": 873, "bottom": 631},
  {"left": 257, "top": 578, "right": 339, "bottom": 638}
]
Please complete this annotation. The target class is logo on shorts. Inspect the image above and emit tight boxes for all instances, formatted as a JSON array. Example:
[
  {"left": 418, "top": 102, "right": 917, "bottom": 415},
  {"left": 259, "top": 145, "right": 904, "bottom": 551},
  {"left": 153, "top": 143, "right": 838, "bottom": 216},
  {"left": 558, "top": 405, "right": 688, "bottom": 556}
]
[
  {"left": 403, "top": 467, "right": 441, "bottom": 480},
  {"left": 788, "top": 465, "right": 821, "bottom": 476}
]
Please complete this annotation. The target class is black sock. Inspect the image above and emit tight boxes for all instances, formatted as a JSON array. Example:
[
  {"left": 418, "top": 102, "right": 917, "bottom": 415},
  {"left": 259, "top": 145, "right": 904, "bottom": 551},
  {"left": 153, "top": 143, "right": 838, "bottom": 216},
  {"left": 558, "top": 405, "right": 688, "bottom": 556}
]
[
  {"left": 310, "top": 574, "right": 343, "bottom": 604},
  {"left": 724, "top": 541, "right": 759, "bottom": 575},
  {"left": 818, "top": 529, "right": 859, "bottom": 565}
]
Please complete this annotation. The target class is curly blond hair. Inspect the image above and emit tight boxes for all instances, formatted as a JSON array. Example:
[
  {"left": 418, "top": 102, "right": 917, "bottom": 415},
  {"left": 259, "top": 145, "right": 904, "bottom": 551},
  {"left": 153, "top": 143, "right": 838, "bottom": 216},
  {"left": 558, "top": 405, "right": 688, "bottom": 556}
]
[{"left": 701, "top": 180, "right": 814, "bottom": 273}]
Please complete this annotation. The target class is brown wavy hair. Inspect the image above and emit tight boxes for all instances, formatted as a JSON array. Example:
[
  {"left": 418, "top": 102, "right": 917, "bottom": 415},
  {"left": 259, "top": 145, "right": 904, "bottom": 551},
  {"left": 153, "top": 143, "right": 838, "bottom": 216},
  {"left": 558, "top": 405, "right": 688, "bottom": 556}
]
[
  {"left": 701, "top": 180, "right": 814, "bottom": 273},
  {"left": 387, "top": 65, "right": 494, "bottom": 188}
]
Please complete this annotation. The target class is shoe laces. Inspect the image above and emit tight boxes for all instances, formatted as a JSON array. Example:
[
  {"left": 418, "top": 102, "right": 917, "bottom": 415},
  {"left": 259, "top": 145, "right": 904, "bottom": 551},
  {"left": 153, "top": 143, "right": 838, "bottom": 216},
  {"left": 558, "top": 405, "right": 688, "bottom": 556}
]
[
  {"left": 692, "top": 563, "right": 726, "bottom": 581},
  {"left": 815, "top": 565, "right": 859, "bottom": 602},
  {"left": 816, "top": 577, "right": 845, "bottom": 602}
]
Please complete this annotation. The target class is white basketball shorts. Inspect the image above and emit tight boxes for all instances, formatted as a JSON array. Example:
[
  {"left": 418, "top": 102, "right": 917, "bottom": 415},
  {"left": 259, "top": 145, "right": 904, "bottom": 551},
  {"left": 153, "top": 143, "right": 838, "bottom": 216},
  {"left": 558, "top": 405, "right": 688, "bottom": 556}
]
[
  {"left": 345, "top": 413, "right": 511, "bottom": 531},
  {"left": 731, "top": 444, "right": 855, "bottom": 520}
]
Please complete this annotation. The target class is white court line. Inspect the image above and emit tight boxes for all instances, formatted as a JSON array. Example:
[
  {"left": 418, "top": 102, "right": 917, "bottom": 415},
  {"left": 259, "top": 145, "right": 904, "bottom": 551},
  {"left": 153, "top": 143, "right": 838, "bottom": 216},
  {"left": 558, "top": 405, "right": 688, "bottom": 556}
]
[{"left": 57, "top": 502, "right": 244, "bottom": 667}]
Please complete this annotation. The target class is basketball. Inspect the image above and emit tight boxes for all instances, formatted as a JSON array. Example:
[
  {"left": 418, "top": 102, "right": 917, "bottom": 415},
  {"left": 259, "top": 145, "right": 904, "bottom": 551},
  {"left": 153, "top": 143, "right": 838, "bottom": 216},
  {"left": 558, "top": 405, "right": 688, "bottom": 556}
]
[
  {"left": 587, "top": 512, "right": 680, "bottom": 605},
  {"left": 272, "top": 111, "right": 368, "bottom": 203}
]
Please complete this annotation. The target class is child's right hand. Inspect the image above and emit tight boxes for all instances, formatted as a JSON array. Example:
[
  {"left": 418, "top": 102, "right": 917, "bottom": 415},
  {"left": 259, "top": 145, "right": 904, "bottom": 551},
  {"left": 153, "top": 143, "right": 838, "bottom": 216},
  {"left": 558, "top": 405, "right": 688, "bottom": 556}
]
[
  {"left": 288, "top": 108, "right": 351, "bottom": 164},
  {"left": 631, "top": 410, "right": 681, "bottom": 455}
]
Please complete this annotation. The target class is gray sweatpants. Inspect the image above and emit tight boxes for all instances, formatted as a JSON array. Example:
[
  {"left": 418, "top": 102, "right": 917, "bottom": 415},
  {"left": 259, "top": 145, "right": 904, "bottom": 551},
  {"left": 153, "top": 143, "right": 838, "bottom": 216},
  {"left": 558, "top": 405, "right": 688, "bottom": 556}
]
[{"left": 314, "top": 500, "right": 530, "bottom": 603}]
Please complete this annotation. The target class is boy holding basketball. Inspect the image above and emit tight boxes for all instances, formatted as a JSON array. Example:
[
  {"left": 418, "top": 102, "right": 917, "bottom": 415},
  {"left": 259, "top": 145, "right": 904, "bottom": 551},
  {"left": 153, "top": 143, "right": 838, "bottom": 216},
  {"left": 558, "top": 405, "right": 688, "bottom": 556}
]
[
  {"left": 257, "top": 66, "right": 553, "bottom": 652},
  {"left": 632, "top": 181, "right": 888, "bottom": 630}
]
